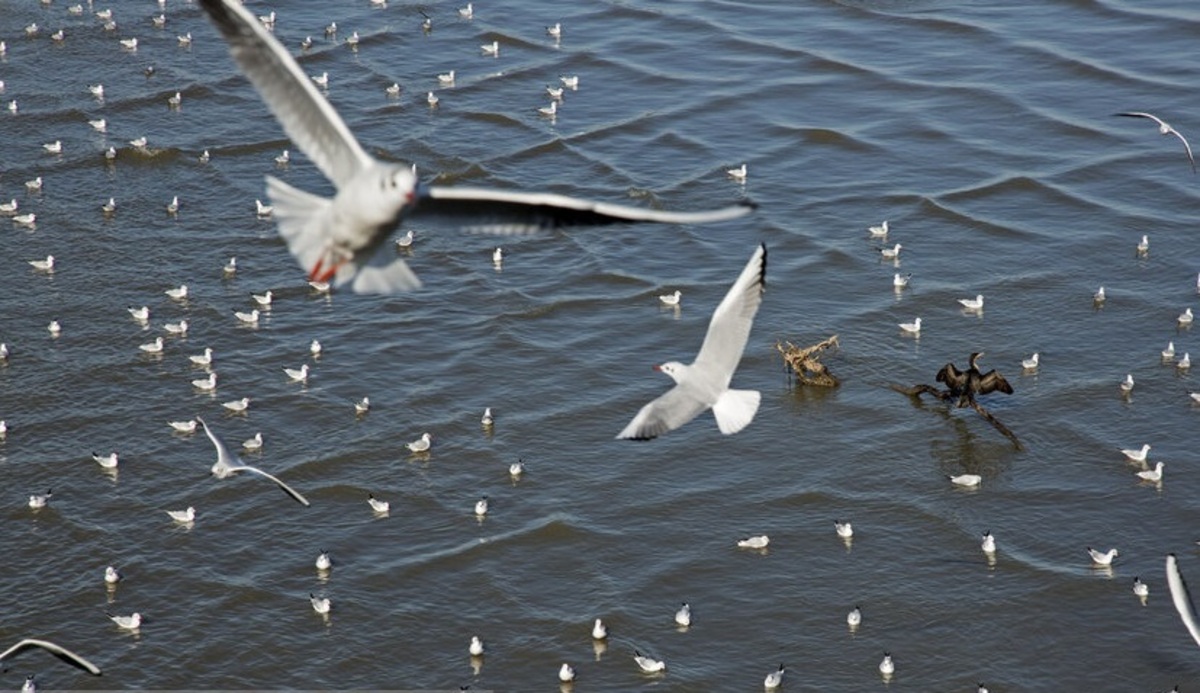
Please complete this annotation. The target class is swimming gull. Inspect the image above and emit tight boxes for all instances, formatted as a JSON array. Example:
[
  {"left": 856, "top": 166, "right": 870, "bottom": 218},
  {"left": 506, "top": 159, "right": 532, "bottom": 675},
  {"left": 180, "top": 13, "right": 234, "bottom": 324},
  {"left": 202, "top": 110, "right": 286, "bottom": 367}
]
[
  {"left": 674, "top": 602, "right": 691, "bottom": 627},
  {"left": 958, "top": 294, "right": 984, "bottom": 311},
  {"left": 469, "top": 635, "right": 484, "bottom": 657},
  {"left": 1022, "top": 353, "right": 1039, "bottom": 370},
  {"left": 1088, "top": 547, "right": 1119, "bottom": 566},
  {"left": 198, "top": 416, "right": 309, "bottom": 506},
  {"left": 558, "top": 663, "right": 575, "bottom": 683},
  {"left": 166, "top": 506, "right": 195, "bottom": 523},
  {"left": 633, "top": 650, "right": 666, "bottom": 674},
  {"left": 28, "top": 490, "right": 52, "bottom": 509},
  {"left": 764, "top": 663, "right": 785, "bottom": 690},
  {"left": 616, "top": 243, "right": 766, "bottom": 440},
  {"left": 737, "top": 534, "right": 770, "bottom": 549},
  {"left": 368, "top": 494, "right": 389, "bottom": 513},
  {"left": 106, "top": 612, "right": 141, "bottom": 630},
  {"left": 879, "top": 652, "right": 894, "bottom": 677},
  {"left": 834, "top": 521, "right": 853, "bottom": 539},
  {"left": 1121, "top": 443, "right": 1150, "bottom": 463},
  {"left": 847, "top": 606, "right": 862, "bottom": 628},
  {"left": 197, "top": 0, "right": 753, "bottom": 294},
  {"left": 1136, "top": 461, "right": 1165, "bottom": 483},
  {"left": 316, "top": 551, "right": 332, "bottom": 571},
  {"left": 949, "top": 473, "right": 982, "bottom": 487},
  {"left": 869, "top": 220, "right": 888, "bottom": 237}
]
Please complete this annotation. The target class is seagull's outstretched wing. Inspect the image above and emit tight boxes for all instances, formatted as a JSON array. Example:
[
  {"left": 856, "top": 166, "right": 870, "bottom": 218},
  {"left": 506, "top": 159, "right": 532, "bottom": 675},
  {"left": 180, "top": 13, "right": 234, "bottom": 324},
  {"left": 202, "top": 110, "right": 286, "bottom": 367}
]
[
  {"left": 414, "top": 187, "right": 756, "bottom": 234},
  {"left": 197, "top": 416, "right": 238, "bottom": 470},
  {"left": 0, "top": 638, "right": 102, "bottom": 676},
  {"left": 228, "top": 464, "right": 311, "bottom": 507},
  {"left": 1167, "top": 553, "right": 1200, "bottom": 647},
  {"left": 197, "top": 0, "right": 371, "bottom": 187},
  {"left": 616, "top": 386, "right": 710, "bottom": 441},
  {"left": 1115, "top": 112, "right": 1196, "bottom": 173},
  {"left": 693, "top": 243, "right": 767, "bottom": 384}
]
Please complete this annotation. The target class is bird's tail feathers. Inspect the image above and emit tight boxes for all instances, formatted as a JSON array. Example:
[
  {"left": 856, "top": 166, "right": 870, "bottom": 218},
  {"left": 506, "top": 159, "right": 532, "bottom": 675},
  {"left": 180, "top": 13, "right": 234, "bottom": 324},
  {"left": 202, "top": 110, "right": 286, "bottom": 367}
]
[
  {"left": 266, "top": 175, "right": 332, "bottom": 280},
  {"left": 712, "top": 388, "right": 760, "bottom": 435},
  {"left": 351, "top": 258, "right": 423, "bottom": 293}
]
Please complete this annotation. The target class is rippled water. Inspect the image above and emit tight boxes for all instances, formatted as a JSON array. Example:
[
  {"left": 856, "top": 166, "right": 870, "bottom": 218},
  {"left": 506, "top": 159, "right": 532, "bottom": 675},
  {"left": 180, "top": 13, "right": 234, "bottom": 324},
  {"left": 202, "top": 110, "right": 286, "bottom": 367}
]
[{"left": 3, "top": 0, "right": 1200, "bottom": 689}]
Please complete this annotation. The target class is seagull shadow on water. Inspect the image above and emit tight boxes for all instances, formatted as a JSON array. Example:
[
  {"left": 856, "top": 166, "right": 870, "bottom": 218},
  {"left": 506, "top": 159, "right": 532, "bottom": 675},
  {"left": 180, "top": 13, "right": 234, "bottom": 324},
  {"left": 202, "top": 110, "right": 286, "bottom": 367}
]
[{"left": 890, "top": 351, "right": 1021, "bottom": 449}]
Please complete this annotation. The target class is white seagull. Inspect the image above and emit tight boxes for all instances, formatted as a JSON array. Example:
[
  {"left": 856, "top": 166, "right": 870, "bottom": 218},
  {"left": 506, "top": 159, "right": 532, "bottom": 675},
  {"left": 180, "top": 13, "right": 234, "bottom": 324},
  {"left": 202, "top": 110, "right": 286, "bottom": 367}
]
[
  {"left": 949, "top": 473, "right": 982, "bottom": 487},
  {"left": 592, "top": 618, "right": 607, "bottom": 640},
  {"left": 1134, "top": 577, "right": 1150, "bottom": 600},
  {"left": 191, "top": 373, "right": 217, "bottom": 391},
  {"left": 1120, "top": 374, "right": 1134, "bottom": 394},
  {"left": 1137, "top": 461, "right": 1165, "bottom": 483},
  {"left": 29, "top": 255, "right": 54, "bottom": 272},
  {"left": 190, "top": 348, "right": 214, "bottom": 366},
  {"left": 0, "top": 639, "right": 102, "bottom": 676},
  {"left": 196, "top": 0, "right": 753, "bottom": 294},
  {"left": 128, "top": 305, "right": 150, "bottom": 321},
  {"left": 764, "top": 663, "right": 786, "bottom": 690},
  {"left": 1166, "top": 553, "right": 1200, "bottom": 647},
  {"left": 28, "top": 490, "right": 52, "bottom": 509},
  {"left": 481, "top": 407, "right": 494, "bottom": 426},
  {"left": 242, "top": 432, "right": 263, "bottom": 451},
  {"left": 509, "top": 459, "right": 525, "bottom": 477},
  {"left": 107, "top": 612, "right": 141, "bottom": 630},
  {"left": 893, "top": 272, "right": 910, "bottom": 288},
  {"left": 91, "top": 451, "right": 119, "bottom": 469},
  {"left": 256, "top": 199, "right": 273, "bottom": 217},
  {"left": 438, "top": 71, "right": 456, "bottom": 86},
  {"left": 898, "top": 317, "right": 922, "bottom": 335},
  {"left": 310, "top": 339, "right": 323, "bottom": 356},
  {"left": 835, "top": 520, "right": 854, "bottom": 539},
  {"left": 727, "top": 163, "right": 748, "bottom": 183},
  {"left": 284, "top": 364, "right": 309, "bottom": 382},
  {"left": 355, "top": 397, "right": 371, "bottom": 415},
  {"left": 221, "top": 397, "right": 251, "bottom": 413},
  {"left": 474, "top": 495, "right": 489, "bottom": 516},
  {"left": 368, "top": 494, "right": 389, "bottom": 513},
  {"left": 1094, "top": 286, "right": 1106, "bottom": 303},
  {"left": 558, "top": 663, "right": 575, "bottom": 683},
  {"left": 234, "top": 308, "right": 260, "bottom": 325},
  {"left": 1137, "top": 234, "right": 1150, "bottom": 255},
  {"left": 633, "top": 650, "right": 666, "bottom": 674},
  {"left": 469, "top": 635, "right": 484, "bottom": 657},
  {"left": 1022, "top": 353, "right": 1039, "bottom": 370},
  {"left": 165, "top": 284, "right": 188, "bottom": 300},
  {"left": 309, "top": 593, "right": 331, "bottom": 615},
  {"left": 316, "top": 551, "right": 332, "bottom": 571},
  {"left": 104, "top": 566, "right": 122, "bottom": 585},
  {"left": 674, "top": 602, "right": 691, "bottom": 627},
  {"left": 169, "top": 419, "right": 198, "bottom": 433},
  {"left": 1121, "top": 444, "right": 1151, "bottom": 463},
  {"left": 1164, "top": 341, "right": 1176, "bottom": 360},
  {"left": 879, "top": 653, "right": 894, "bottom": 677},
  {"left": 1088, "top": 547, "right": 1119, "bottom": 566},
  {"left": 406, "top": 432, "right": 432, "bottom": 452},
  {"left": 1181, "top": 308, "right": 1194, "bottom": 325},
  {"left": 958, "top": 294, "right": 984, "bottom": 311},
  {"left": 481, "top": 40, "right": 499, "bottom": 57},
  {"left": 1116, "top": 112, "right": 1196, "bottom": 173},
  {"left": 616, "top": 244, "right": 766, "bottom": 440},
  {"left": 1181, "top": 353, "right": 1192, "bottom": 370},
  {"left": 166, "top": 506, "right": 195, "bottom": 523},
  {"left": 981, "top": 531, "right": 996, "bottom": 554},
  {"left": 879, "top": 243, "right": 902, "bottom": 260},
  {"left": 847, "top": 606, "right": 862, "bottom": 628},
  {"left": 395, "top": 229, "right": 415, "bottom": 248},
  {"left": 659, "top": 290, "right": 682, "bottom": 306},
  {"left": 198, "top": 416, "right": 309, "bottom": 506},
  {"left": 869, "top": 220, "right": 888, "bottom": 237},
  {"left": 737, "top": 534, "right": 770, "bottom": 549},
  {"left": 252, "top": 290, "right": 273, "bottom": 306}
]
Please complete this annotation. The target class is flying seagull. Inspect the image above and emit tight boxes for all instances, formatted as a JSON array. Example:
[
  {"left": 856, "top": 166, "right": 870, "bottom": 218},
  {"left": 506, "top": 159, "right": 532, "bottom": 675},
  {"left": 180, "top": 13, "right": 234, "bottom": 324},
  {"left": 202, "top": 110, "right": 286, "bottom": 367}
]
[
  {"left": 0, "top": 638, "right": 102, "bottom": 676},
  {"left": 617, "top": 243, "right": 767, "bottom": 440},
  {"left": 1167, "top": 553, "right": 1200, "bottom": 648},
  {"left": 197, "top": 0, "right": 755, "bottom": 293},
  {"left": 1116, "top": 112, "right": 1196, "bottom": 173},
  {"left": 197, "top": 416, "right": 310, "bottom": 506}
]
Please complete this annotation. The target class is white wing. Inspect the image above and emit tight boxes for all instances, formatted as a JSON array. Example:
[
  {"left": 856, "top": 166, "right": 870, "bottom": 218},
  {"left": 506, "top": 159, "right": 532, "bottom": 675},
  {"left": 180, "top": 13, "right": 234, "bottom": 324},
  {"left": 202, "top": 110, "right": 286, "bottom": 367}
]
[
  {"left": 1167, "top": 553, "right": 1200, "bottom": 647},
  {"left": 228, "top": 464, "right": 311, "bottom": 507},
  {"left": 414, "top": 186, "right": 756, "bottom": 234},
  {"left": 198, "top": 0, "right": 371, "bottom": 187},
  {"left": 197, "top": 416, "right": 238, "bottom": 471},
  {"left": 616, "top": 385, "right": 710, "bottom": 440},
  {"left": 0, "top": 638, "right": 102, "bottom": 676},
  {"left": 693, "top": 243, "right": 767, "bottom": 386}
]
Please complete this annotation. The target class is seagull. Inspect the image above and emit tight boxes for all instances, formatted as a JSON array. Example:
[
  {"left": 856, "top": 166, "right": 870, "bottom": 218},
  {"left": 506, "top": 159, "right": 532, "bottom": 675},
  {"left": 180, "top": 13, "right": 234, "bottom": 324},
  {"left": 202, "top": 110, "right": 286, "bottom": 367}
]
[
  {"left": 1094, "top": 286, "right": 1106, "bottom": 303},
  {"left": 234, "top": 308, "right": 260, "bottom": 325},
  {"left": 311, "top": 72, "right": 328, "bottom": 88},
  {"left": 252, "top": 290, "right": 273, "bottom": 306},
  {"left": 88, "top": 83, "right": 106, "bottom": 98},
  {"left": 869, "top": 220, "right": 889, "bottom": 237},
  {"left": 879, "top": 243, "right": 902, "bottom": 260},
  {"left": 981, "top": 531, "right": 996, "bottom": 554},
  {"left": 1137, "top": 461, "right": 1165, "bottom": 483},
  {"left": 458, "top": 3, "right": 474, "bottom": 19},
  {"left": 189, "top": 347, "right": 214, "bottom": 366},
  {"left": 385, "top": 82, "right": 401, "bottom": 97},
  {"left": 835, "top": 520, "right": 854, "bottom": 539},
  {"left": 949, "top": 473, "right": 982, "bottom": 487},
  {"left": 191, "top": 373, "right": 217, "bottom": 391},
  {"left": 1116, "top": 112, "right": 1196, "bottom": 173},
  {"left": 309, "top": 280, "right": 331, "bottom": 293},
  {"left": 221, "top": 397, "right": 251, "bottom": 413},
  {"left": 659, "top": 290, "right": 682, "bottom": 306},
  {"left": 560, "top": 75, "right": 580, "bottom": 89},
  {"left": 242, "top": 432, "right": 263, "bottom": 451},
  {"left": 168, "top": 419, "right": 198, "bottom": 433},
  {"left": 1120, "top": 374, "right": 1134, "bottom": 394},
  {"left": 481, "top": 40, "right": 499, "bottom": 57},
  {"left": 141, "top": 339, "right": 164, "bottom": 357},
  {"left": 1088, "top": 547, "right": 1119, "bottom": 566},
  {"left": 674, "top": 602, "right": 691, "bottom": 627},
  {"left": 256, "top": 199, "right": 273, "bottom": 217},
  {"left": 537, "top": 101, "right": 558, "bottom": 117},
  {"left": 481, "top": 407, "right": 494, "bottom": 426},
  {"left": 898, "top": 317, "right": 921, "bottom": 335},
  {"left": 28, "top": 489, "right": 52, "bottom": 509},
  {"left": 284, "top": 364, "right": 309, "bottom": 382},
  {"left": 492, "top": 247, "right": 504, "bottom": 265},
  {"left": 300, "top": 36, "right": 313, "bottom": 50},
  {"left": 617, "top": 244, "right": 766, "bottom": 440},
  {"left": 1180, "top": 308, "right": 1194, "bottom": 325},
  {"left": 104, "top": 566, "right": 122, "bottom": 585},
  {"left": 163, "top": 319, "right": 188, "bottom": 335},
  {"left": 119, "top": 37, "right": 138, "bottom": 50},
  {"left": 558, "top": 663, "right": 575, "bottom": 683},
  {"left": 345, "top": 31, "right": 360, "bottom": 48},
  {"left": 474, "top": 495, "right": 489, "bottom": 516},
  {"left": 102, "top": 197, "right": 117, "bottom": 214},
  {"left": 310, "top": 339, "right": 323, "bottom": 356},
  {"left": 847, "top": 606, "right": 862, "bottom": 628},
  {"left": 165, "top": 284, "right": 188, "bottom": 300},
  {"left": 166, "top": 196, "right": 181, "bottom": 214},
  {"left": 592, "top": 618, "right": 607, "bottom": 640},
  {"left": 47, "top": 320, "right": 61, "bottom": 336},
  {"left": 633, "top": 650, "right": 666, "bottom": 674},
  {"left": 355, "top": 397, "right": 371, "bottom": 415},
  {"left": 469, "top": 635, "right": 484, "bottom": 657},
  {"left": 275, "top": 149, "right": 290, "bottom": 165},
  {"left": 737, "top": 534, "right": 770, "bottom": 549},
  {"left": 195, "top": 0, "right": 753, "bottom": 294},
  {"left": 200, "top": 149, "right": 212, "bottom": 164},
  {"left": 107, "top": 612, "right": 141, "bottom": 630},
  {"left": 309, "top": 593, "right": 330, "bottom": 615},
  {"left": 316, "top": 551, "right": 332, "bottom": 571},
  {"left": 547, "top": 22, "right": 562, "bottom": 39},
  {"left": 406, "top": 432, "right": 432, "bottom": 452},
  {"left": 28, "top": 255, "right": 54, "bottom": 272},
  {"left": 426, "top": 91, "right": 439, "bottom": 107},
  {"left": 167, "top": 91, "right": 182, "bottom": 107},
  {"left": 198, "top": 416, "right": 309, "bottom": 506},
  {"left": 1022, "top": 353, "right": 1039, "bottom": 370},
  {"left": 91, "top": 451, "right": 119, "bottom": 469},
  {"left": 1166, "top": 553, "right": 1200, "bottom": 647},
  {"left": 893, "top": 273, "right": 911, "bottom": 288},
  {"left": 879, "top": 653, "right": 894, "bottom": 677},
  {"left": 1181, "top": 353, "right": 1192, "bottom": 370},
  {"left": 395, "top": 230, "right": 416, "bottom": 249},
  {"left": 726, "top": 163, "right": 748, "bottom": 183},
  {"left": 178, "top": 32, "right": 192, "bottom": 45},
  {"left": 14, "top": 213, "right": 37, "bottom": 227},
  {"left": 368, "top": 494, "right": 389, "bottom": 513},
  {"left": 130, "top": 136, "right": 149, "bottom": 149},
  {"left": 0, "top": 199, "right": 16, "bottom": 213},
  {"left": 1134, "top": 577, "right": 1150, "bottom": 599},
  {"left": 25, "top": 177, "right": 43, "bottom": 192},
  {"left": 764, "top": 663, "right": 786, "bottom": 690},
  {"left": 958, "top": 294, "right": 984, "bottom": 311},
  {"left": 1122, "top": 444, "right": 1151, "bottom": 463},
  {"left": 1137, "top": 234, "right": 1150, "bottom": 255},
  {"left": 509, "top": 459, "right": 525, "bottom": 477},
  {"left": 169, "top": 501, "right": 196, "bottom": 517},
  {"left": 42, "top": 140, "right": 62, "bottom": 155},
  {"left": 1164, "top": 341, "right": 1176, "bottom": 360},
  {"left": 0, "top": 639, "right": 102, "bottom": 676},
  {"left": 546, "top": 85, "right": 564, "bottom": 100}
]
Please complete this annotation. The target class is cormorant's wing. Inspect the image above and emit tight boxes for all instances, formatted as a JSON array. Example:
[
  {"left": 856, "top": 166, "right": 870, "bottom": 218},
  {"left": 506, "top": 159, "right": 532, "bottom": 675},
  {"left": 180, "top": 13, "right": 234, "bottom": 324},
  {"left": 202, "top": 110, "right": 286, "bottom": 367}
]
[
  {"left": 977, "top": 370, "right": 1013, "bottom": 396},
  {"left": 0, "top": 638, "right": 102, "bottom": 676},
  {"left": 198, "top": 0, "right": 372, "bottom": 187},
  {"left": 413, "top": 186, "right": 755, "bottom": 234},
  {"left": 936, "top": 363, "right": 966, "bottom": 389}
]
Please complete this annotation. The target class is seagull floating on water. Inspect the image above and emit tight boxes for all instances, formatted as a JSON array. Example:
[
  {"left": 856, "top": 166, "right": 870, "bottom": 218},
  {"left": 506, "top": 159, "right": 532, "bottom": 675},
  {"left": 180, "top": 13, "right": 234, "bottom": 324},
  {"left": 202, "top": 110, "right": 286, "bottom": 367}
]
[
  {"left": 164, "top": 319, "right": 188, "bottom": 335},
  {"left": 1180, "top": 308, "right": 1194, "bottom": 326},
  {"left": 28, "top": 489, "right": 52, "bottom": 509},
  {"left": 1116, "top": 112, "right": 1196, "bottom": 173},
  {"left": 1133, "top": 576, "right": 1150, "bottom": 600},
  {"left": 481, "top": 40, "right": 499, "bottom": 57},
  {"left": 1181, "top": 353, "right": 1192, "bottom": 370},
  {"left": 196, "top": 0, "right": 753, "bottom": 294},
  {"left": 1137, "top": 461, "right": 1165, "bottom": 483},
  {"left": 727, "top": 163, "right": 748, "bottom": 183},
  {"left": 474, "top": 495, "right": 489, "bottom": 516},
  {"left": 981, "top": 531, "right": 996, "bottom": 554},
  {"left": 509, "top": 459, "right": 525, "bottom": 477},
  {"left": 221, "top": 397, "right": 251, "bottom": 413},
  {"left": 1122, "top": 443, "right": 1151, "bottom": 463},
  {"left": 235, "top": 308, "right": 260, "bottom": 325},
  {"left": 168, "top": 419, "right": 197, "bottom": 433},
  {"left": 189, "top": 347, "right": 214, "bottom": 366},
  {"left": 92, "top": 451, "right": 119, "bottom": 469},
  {"left": 893, "top": 272, "right": 910, "bottom": 289},
  {"left": 737, "top": 534, "right": 770, "bottom": 549},
  {"left": 191, "top": 373, "right": 217, "bottom": 391},
  {"left": 481, "top": 407, "right": 494, "bottom": 426},
  {"left": 406, "top": 432, "right": 432, "bottom": 452},
  {"left": 28, "top": 255, "right": 54, "bottom": 272},
  {"left": 316, "top": 551, "right": 332, "bottom": 571},
  {"left": 617, "top": 244, "right": 766, "bottom": 440},
  {"left": 458, "top": 3, "right": 474, "bottom": 19},
  {"left": 558, "top": 663, "right": 575, "bottom": 683},
  {"left": 958, "top": 294, "right": 984, "bottom": 311},
  {"left": 107, "top": 612, "right": 141, "bottom": 630},
  {"left": 1120, "top": 374, "right": 1134, "bottom": 394},
  {"left": 898, "top": 317, "right": 921, "bottom": 335},
  {"left": 310, "top": 339, "right": 323, "bottom": 356},
  {"left": 869, "top": 220, "right": 888, "bottom": 237},
  {"left": 242, "top": 432, "right": 263, "bottom": 451},
  {"left": 309, "top": 593, "right": 331, "bottom": 615},
  {"left": 659, "top": 290, "right": 682, "bottom": 306},
  {"left": 879, "top": 652, "right": 895, "bottom": 677},
  {"left": 1137, "top": 234, "right": 1150, "bottom": 255},
  {"left": 1088, "top": 546, "right": 1119, "bottom": 566},
  {"left": 835, "top": 521, "right": 853, "bottom": 539},
  {"left": 1163, "top": 341, "right": 1176, "bottom": 361},
  {"left": 469, "top": 635, "right": 484, "bottom": 657},
  {"left": 879, "top": 243, "right": 902, "bottom": 260},
  {"left": 764, "top": 663, "right": 786, "bottom": 690},
  {"left": 949, "top": 473, "right": 982, "bottom": 487},
  {"left": 674, "top": 602, "right": 691, "bottom": 627},
  {"left": 1022, "top": 353, "right": 1039, "bottom": 370},
  {"left": 165, "top": 284, "right": 188, "bottom": 300},
  {"left": 633, "top": 650, "right": 666, "bottom": 674},
  {"left": 592, "top": 618, "right": 607, "bottom": 640},
  {"left": 847, "top": 605, "right": 862, "bottom": 628},
  {"left": 368, "top": 493, "right": 389, "bottom": 513},
  {"left": 355, "top": 397, "right": 371, "bottom": 415},
  {"left": 199, "top": 416, "right": 308, "bottom": 505},
  {"left": 284, "top": 364, "right": 309, "bottom": 382},
  {"left": 561, "top": 75, "right": 580, "bottom": 89},
  {"left": 104, "top": 566, "right": 122, "bottom": 585}
]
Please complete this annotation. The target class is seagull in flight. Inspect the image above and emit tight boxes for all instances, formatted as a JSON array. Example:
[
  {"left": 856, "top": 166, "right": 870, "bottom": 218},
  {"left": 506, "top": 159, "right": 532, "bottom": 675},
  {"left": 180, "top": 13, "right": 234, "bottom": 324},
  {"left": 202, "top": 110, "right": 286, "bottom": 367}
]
[
  {"left": 197, "top": 416, "right": 310, "bottom": 506},
  {"left": 0, "top": 638, "right": 102, "bottom": 676},
  {"left": 617, "top": 243, "right": 766, "bottom": 440},
  {"left": 1167, "top": 553, "right": 1200, "bottom": 648},
  {"left": 1116, "top": 112, "right": 1196, "bottom": 173},
  {"left": 197, "top": 0, "right": 754, "bottom": 294}
]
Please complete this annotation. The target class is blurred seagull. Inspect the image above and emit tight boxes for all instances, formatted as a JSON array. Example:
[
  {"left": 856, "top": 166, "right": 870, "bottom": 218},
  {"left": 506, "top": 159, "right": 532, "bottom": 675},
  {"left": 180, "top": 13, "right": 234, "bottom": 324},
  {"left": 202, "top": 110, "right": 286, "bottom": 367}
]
[
  {"left": 426, "top": 91, "right": 439, "bottom": 107},
  {"left": 950, "top": 473, "right": 982, "bottom": 487},
  {"left": 1164, "top": 341, "right": 1176, "bottom": 360},
  {"left": 617, "top": 244, "right": 765, "bottom": 440},
  {"left": 509, "top": 459, "right": 524, "bottom": 477},
  {"left": 406, "top": 432, "right": 432, "bottom": 452},
  {"left": 235, "top": 308, "right": 260, "bottom": 325},
  {"left": 879, "top": 653, "right": 894, "bottom": 677},
  {"left": 355, "top": 397, "right": 371, "bottom": 415},
  {"left": 316, "top": 551, "right": 332, "bottom": 571},
  {"left": 835, "top": 520, "right": 853, "bottom": 539},
  {"left": 92, "top": 451, "right": 119, "bottom": 469},
  {"left": 1022, "top": 353, "right": 1039, "bottom": 370},
  {"left": 242, "top": 432, "right": 263, "bottom": 451},
  {"left": 1094, "top": 286, "right": 1106, "bottom": 303},
  {"left": 1180, "top": 308, "right": 1194, "bottom": 325},
  {"left": 256, "top": 199, "right": 273, "bottom": 216},
  {"left": 659, "top": 290, "right": 682, "bottom": 306},
  {"left": 104, "top": 566, "right": 122, "bottom": 584},
  {"left": 189, "top": 347, "right": 214, "bottom": 366},
  {"left": 958, "top": 294, "right": 984, "bottom": 311},
  {"left": 43, "top": 140, "right": 62, "bottom": 155},
  {"left": 592, "top": 618, "right": 607, "bottom": 640},
  {"left": 561, "top": 74, "right": 580, "bottom": 89},
  {"left": 438, "top": 70, "right": 455, "bottom": 86},
  {"left": 847, "top": 606, "right": 862, "bottom": 628},
  {"left": 102, "top": 197, "right": 117, "bottom": 214},
  {"left": 633, "top": 650, "right": 666, "bottom": 674},
  {"left": 1166, "top": 553, "right": 1200, "bottom": 647},
  {"left": 469, "top": 635, "right": 484, "bottom": 657},
  {"left": 559, "top": 663, "right": 575, "bottom": 683},
  {"left": 198, "top": 416, "right": 309, "bottom": 506},
  {"left": 492, "top": 247, "right": 503, "bottom": 265},
  {"left": 310, "top": 339, "right": 323, "bottom": 356},
  {"left": 385, "top": 82, "right": 401, "bottom": 97},
  {"left": 737, "top": 534, "right": 770, "bottom": 549},
  {"left": 28, "top": 255, "right": 54, "bottom": 272},
  {"left": 764, "top": 663, "right": 785, "bottom": 690},
  {"left": 898, "top": 317, "right": 921, "bottom": 335},
  {"left": 1116, "top": 111, "right": 1196, "bottom": 173},
  {"left": 869, "top": 220, "right": 888, "bottom": 237},
  {"left": 1181, "top": 353, "right": 1192, "bottom": 370},
  {"left": 0, "top": 639, "right": 101, "bottom": 676},
  {"left": 275, "top": 149, "right": 290, "bottom": 165},
  {"left": 28, "top": 489, "right": 52, "bottom": 509},
  {"left": 727, "top": 163, "right": 748, "bottom": 183},
  {"left": 474, "top": 495, "right": 488, "bottom": 516},
  {"left": 191, "top": 373, "right": 217, "bottom": 391},
  {"left": 222, "top": 398, "right": 251, "bottom": 413},
  {"left": 165, "top": 284, "right": 188, "bottom": 300},
  {"left": 163, "top": 319, "right": 188, "bottom": 335},
  {"left": 309, "top": 593, "right": 330, "bottom": 614},
  {"left": 1133, "top": 576, "right": 1149, "bottom": 600},
  {"left": 1122, "top": 444, "right": 1151, "bottom": 463},
  {"left": 547, "top": 22, "right": 562, "bottom": 39},
  {"left": 458, "top": 3, "right": 474, "bottom": 19},
  {"left": 893, "top": 273, "right": 911, "bottom": 289},
  {"left": 481, "top": 407, "right": 493, "bottom": 426},
  {"left": 89, "top": 118, "right": 107, "bottom": 132},
  {"left": 168, "top": 419, "right": 197, "bottom": 433},
  {"left": 284, "top": 364, "right": 309, "bottom": 382},
  {"left": 1137, "top": 234, "right": 1150, "bottom": 255},
  {"left": 1137, "top": 461, "right": 1165, "bottom": 483},
  {"left": 196, "top": 0, "right": 753, "bottom": 294},
  {"left": 674, "top": 602, "right": 691, "bottom": 627},
  {"left": 1120, "top": 373, "right": 1134, "bottom": 394},
  {"left": 1088, "top": 547, "right": 1119, "bottom": 566},
  {"left": 879, "top": 243, "right": 902, "bottom": 260},
  {"left": 368, "top": 494, "right": 389, "bottom": 513},
  {"left": 481, "top": 40, "right": 499, "bottom": 57},
  {"left": 981, "top": 531, "right": 996, "bottom": 554},
  {"left": 107, "top": 612, "right": 141, "bottom": 630},
  {"left": 252, "top": 290, "right": 273, "bottom": 306},
  {"left": 130, "top": 136, "right": 148, "bottom": 149}
]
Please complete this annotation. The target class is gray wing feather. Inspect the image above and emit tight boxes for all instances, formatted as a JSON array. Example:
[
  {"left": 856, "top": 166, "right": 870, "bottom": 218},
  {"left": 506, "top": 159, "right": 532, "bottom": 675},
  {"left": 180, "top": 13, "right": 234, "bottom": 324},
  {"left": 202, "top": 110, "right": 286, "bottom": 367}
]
[
  {"left": 616, "top": 386, "right": 709, "bottom": 440},
  {"left": 1167, "top": 553, "right": 1200, "bottom": 647},
  {"left": 693, "top": 244, "right": 767, "bottom": 385},
  {"left": 415, "top": 186, "right": 756, "bottom": 234},
  {"left": 230, "top": 465, "right": 311, "bottom": 507},
  {"left": 0, "top": 638, "right": 102, "bottom": 676},
  {"left": 198, "top": 0, "right": 371, "bottom": 187}
]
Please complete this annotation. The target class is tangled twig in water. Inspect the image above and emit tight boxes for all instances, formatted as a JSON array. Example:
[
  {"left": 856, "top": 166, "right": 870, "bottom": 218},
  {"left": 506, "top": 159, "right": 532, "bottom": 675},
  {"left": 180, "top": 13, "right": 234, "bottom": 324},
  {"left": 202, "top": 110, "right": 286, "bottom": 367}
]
[
  {"left": 776, "top": 335, "right": 840, "bottom": 387},
  {"left": 890, "top": 351, "right": 1021, "bottom": 449}
]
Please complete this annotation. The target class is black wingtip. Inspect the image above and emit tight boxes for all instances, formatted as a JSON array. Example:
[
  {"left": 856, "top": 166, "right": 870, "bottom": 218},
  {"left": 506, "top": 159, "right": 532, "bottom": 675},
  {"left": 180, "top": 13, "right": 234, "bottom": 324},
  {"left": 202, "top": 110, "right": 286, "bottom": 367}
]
[{"left": 738, "top": 198, "right": 759, "bottom": 210}]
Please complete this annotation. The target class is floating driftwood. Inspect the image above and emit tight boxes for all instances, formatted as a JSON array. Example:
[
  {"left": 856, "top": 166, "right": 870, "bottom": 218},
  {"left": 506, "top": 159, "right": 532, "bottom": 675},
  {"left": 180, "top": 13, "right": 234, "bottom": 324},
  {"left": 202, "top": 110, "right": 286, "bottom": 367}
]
[
  {"left": 776, "top": 335, "right": 840, "bottom": 387},
  {"left": 891, "top": 351, "right": 1020, "bottom": 449}
]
